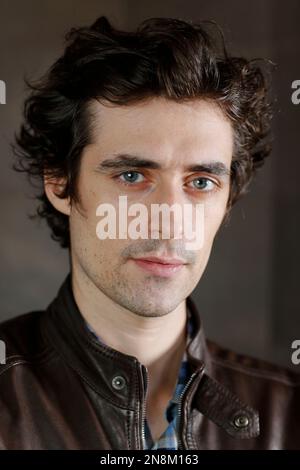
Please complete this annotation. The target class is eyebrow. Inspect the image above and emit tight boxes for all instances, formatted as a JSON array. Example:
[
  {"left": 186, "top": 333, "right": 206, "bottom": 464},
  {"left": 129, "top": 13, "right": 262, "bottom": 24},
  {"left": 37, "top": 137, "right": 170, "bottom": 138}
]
[{"left": 96, "top": 153, "right": 231, "bottom": 178}]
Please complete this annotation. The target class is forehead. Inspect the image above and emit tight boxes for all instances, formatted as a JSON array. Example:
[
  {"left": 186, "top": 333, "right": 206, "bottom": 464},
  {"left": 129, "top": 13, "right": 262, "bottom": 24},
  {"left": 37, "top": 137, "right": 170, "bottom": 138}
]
[{"left": 87, "top": 97, "right": 233, "bottom": 168}]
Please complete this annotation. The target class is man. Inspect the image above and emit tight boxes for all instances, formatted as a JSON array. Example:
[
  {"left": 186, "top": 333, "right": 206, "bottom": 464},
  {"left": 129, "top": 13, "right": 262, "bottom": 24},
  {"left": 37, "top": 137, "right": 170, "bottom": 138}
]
[{"left": 0, "top": 15, "right": 299, "bottom": 450}]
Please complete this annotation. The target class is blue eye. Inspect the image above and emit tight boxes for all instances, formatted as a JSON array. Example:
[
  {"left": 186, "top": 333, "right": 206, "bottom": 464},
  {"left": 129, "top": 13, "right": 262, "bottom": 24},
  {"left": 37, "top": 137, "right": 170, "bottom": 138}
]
[
  {"left": 190, "top": 177, "right": 215, "bottom": 191},
  {"left": 119, "top": 171, "right": 145, "bottom": 184}
]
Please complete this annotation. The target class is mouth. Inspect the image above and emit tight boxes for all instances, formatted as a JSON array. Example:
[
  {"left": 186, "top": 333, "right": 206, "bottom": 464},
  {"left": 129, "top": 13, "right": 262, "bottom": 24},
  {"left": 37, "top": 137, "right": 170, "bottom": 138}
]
[{"left": 129, "top": 256, "right": 187, "bottom": 278}]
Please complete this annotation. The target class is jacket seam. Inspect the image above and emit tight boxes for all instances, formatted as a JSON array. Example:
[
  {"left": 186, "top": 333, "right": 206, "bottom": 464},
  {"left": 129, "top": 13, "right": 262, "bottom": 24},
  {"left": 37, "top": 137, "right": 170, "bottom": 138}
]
[
  {"left": 125, "top": 409, "right": 131, "bottom": 450},
  {"left": 0, "top": 349, "right": 58, "bottom": 377},
  {"left": 211, "top": 356, "right": 300, "bottom": 387}
]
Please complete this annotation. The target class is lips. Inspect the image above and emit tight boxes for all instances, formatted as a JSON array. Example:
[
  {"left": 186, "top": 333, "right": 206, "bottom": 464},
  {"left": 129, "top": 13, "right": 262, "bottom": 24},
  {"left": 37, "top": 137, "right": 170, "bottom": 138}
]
[
  {"left": 130, "top": 255, "right": 186, "bottom": 277},
  {"left": 133, "top": 256, "right": 185, "bottom": 265}
]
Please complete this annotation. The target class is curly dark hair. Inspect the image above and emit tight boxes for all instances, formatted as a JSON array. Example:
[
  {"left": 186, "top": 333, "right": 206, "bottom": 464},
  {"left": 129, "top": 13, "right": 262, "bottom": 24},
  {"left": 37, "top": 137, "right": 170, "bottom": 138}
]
[{"left": 12, "top": 15, "right": 272, "bottom": 248}]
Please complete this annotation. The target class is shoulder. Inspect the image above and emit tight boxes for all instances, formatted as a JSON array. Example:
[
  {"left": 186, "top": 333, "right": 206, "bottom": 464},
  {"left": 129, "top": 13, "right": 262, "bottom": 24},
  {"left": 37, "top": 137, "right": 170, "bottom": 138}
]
[
  {"left": 0, "top": 310, "right": 51, "bottom": 374},
  {"left": 206, "top": 338, "right": 300, "bottom": 388}
]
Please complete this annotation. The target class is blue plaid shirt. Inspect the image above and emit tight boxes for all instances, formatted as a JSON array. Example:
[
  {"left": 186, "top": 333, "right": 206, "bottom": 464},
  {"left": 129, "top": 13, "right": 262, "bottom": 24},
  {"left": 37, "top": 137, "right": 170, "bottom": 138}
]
[{"left": 85, "top": 308, "right": 194, "bottom": 450}]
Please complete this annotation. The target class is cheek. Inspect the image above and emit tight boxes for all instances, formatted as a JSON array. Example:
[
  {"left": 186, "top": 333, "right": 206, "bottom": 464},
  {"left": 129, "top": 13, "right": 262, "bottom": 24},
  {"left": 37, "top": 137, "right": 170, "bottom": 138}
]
[{"left": 202, "top": 199, "right": 227, "bottom": 241}]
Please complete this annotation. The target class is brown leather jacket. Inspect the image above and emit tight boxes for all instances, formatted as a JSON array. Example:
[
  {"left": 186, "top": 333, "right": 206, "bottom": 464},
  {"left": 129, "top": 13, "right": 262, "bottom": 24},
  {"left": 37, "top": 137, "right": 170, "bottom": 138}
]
[{"left": 0, "top": 273, "right": 299, "bottom": 450}]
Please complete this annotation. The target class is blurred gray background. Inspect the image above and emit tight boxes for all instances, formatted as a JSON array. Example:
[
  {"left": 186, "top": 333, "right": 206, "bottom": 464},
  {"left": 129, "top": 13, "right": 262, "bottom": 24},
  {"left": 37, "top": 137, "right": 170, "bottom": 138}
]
[{"left": 0, "top": 0, "right": 299, "bottom": 369}]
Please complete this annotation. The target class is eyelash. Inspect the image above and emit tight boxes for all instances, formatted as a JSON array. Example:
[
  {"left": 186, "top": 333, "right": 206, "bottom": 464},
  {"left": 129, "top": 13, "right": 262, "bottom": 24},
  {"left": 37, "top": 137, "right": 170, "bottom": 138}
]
[{"left": 113, "top": 170, "right": 218, "bottom": 192}]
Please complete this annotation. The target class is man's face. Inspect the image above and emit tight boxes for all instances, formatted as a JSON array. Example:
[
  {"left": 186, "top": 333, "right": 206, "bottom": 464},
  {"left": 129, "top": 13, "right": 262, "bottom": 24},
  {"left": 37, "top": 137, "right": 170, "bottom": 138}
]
[{"left": 68, "top": 97, "right": 233, "bottom": 317}]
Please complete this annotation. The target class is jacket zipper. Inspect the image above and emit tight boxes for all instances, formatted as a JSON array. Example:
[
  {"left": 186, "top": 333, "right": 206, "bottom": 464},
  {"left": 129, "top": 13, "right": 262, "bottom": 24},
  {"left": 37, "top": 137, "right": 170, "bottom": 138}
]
[
  {"left": 140, "top": 363, "right": 203, "bottom": 450},
  {"left": 177, "top": 366, "right": 204, "bottom": 450},
  {"left": 140, "top": 364, "right": 149, "bottom": 450}
]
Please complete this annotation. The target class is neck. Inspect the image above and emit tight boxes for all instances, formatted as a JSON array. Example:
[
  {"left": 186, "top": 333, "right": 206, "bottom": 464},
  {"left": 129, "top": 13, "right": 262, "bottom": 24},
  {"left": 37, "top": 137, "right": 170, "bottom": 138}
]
[{"left": 71, "top": 267, "right": 187, "bottom": 370}]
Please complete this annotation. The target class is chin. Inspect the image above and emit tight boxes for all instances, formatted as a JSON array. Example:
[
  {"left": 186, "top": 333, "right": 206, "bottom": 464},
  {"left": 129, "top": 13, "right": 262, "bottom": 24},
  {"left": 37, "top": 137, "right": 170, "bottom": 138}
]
[{"left": 129, "top": 296, "right": 181, "bottom": 317}]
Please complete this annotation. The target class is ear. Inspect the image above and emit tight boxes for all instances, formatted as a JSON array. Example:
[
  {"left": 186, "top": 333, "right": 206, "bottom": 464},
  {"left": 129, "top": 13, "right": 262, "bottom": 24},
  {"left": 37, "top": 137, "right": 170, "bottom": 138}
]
[{"left": 44, "top": 174, "right": 71, "bottom": 216}]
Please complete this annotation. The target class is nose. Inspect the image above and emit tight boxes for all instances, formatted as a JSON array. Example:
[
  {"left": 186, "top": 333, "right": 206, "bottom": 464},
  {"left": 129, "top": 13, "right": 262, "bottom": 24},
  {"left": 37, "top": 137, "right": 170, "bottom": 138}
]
[{"left": 148, "top": 180, "right": 186, "bottom": 241}]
